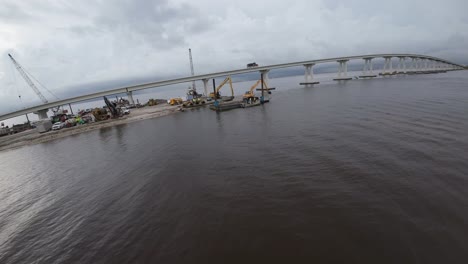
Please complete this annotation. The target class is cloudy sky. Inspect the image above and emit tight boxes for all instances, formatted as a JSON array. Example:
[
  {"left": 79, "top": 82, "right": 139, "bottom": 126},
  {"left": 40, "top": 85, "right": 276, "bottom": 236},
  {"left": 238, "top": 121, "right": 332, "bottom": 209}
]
[{"left": 0, "top": 0, "right": 467, "bottom": 113}]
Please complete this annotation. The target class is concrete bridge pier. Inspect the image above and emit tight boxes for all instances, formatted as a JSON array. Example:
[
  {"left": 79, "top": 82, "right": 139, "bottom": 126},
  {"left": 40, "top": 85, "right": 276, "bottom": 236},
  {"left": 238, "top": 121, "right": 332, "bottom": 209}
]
[
  {"left": 259, "top": 70, "right": 272, "bottom": 102},
  {"left": 436, "top": 61, "right": 444, "bottom": 72},
  {"left": 359, "top": 57, "right": 376, "bottom": 78},
  {"left": 420, "top": 58, "right": 426, "bottom": 72},
  {"left": 126, "top": 90, "right": 135, "bottom": 106},
  {"left": 300, "top": 63, "right": 319, "bottom": 85},
  {"left": 34, "top": 109, "right": 49, "bottom": 120},
  {"left": 409, "top": 57, "right": 416, "bottom": 73},
  {"left": 415, "top": 58, "right": 421, "bottom": 72},
  {"left": 202, "top": 78, "right": 210, "bottom": 96},
  {"left": 381, "top": 56, "right": 394, "bottom": 76},
  {"left": 333, "top": 59, "right": 352, "bottom": 81},
  {"left": 396, "top": 57, "right": 406, "bottom": 74},
  {"left": 260, "top": 69, "right": 270, "bottom": 86}
]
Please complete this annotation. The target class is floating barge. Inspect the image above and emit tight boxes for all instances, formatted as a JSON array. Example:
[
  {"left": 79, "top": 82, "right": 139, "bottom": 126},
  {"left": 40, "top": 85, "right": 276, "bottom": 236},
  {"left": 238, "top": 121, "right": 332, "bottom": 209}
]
[{"left": 209, "top": 101, "right": 243, "bottom": 112}]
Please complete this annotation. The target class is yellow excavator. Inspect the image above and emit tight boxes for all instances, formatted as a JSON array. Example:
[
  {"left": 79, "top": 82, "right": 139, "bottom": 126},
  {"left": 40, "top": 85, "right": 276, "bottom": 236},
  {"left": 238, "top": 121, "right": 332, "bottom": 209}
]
[
  {"left": 168, "top": 98, "right": 183, "bottom": 105},
  {"left": 209, "top": 76, "right": 234, "bottom": 100},
  {"left": 243, "top": 79, "right": 268, "bottom": 99},
  {"left": 241, "top": 79, "right": 269, "bottom": 107}
]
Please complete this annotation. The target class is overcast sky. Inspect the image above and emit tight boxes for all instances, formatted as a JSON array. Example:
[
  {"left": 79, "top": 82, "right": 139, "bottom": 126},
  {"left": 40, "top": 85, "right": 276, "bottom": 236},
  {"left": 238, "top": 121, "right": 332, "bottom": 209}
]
[{"left": 1, "top": 0, "right": 467, "bottom": 113}]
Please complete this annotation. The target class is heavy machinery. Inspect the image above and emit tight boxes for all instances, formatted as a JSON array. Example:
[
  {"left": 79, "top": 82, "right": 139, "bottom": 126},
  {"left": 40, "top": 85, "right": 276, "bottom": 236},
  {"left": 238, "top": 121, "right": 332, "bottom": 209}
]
[
  {"left": 241, "top": 79, "right": 267, "bottom": 107},
  {"left": 168, "top": 98, "right": 183, "bottom": 105},
  {"left": 148, "top": 98, "right": 158, "bottom": 106},
  {"left": 92, "top": 108, "right": 109, "bottom": 121},
  {"left": 209, "top": 76, "right": 234, "bottom": 100},
  {"left": 103, "top": 96, "right": 120, "bottom": 117},
  {"left": 243, "top": 79, "right": 269, "bottom": 100},
  {"left": 182, "top": 87, "right": 206, "bottom": 107}
]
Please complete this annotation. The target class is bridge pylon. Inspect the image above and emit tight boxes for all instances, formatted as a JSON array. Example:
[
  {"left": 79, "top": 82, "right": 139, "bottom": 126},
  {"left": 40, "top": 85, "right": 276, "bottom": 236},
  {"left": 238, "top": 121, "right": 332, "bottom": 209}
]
[
  {"left": 333, "top": 59, "right": 352, "bottom": 81},
  {"left": 359, "top": 57, "right": 377, "bottom": 78},
  {"left": 300, "top": 63, "right": 319, "bottom": 85}
]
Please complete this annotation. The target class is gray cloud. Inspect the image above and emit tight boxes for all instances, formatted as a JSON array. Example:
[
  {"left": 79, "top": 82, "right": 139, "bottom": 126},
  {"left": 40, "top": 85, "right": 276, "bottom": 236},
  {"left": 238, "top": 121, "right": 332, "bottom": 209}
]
[{"left": 0, "top": 3, "right": 33, "bottom": 23}]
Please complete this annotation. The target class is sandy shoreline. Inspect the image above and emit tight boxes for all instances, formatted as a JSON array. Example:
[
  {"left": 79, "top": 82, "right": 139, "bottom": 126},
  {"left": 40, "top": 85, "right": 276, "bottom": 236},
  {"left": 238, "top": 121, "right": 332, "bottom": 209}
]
[{"left": 0, "top": 104, "right": 181, "bottom": 152}]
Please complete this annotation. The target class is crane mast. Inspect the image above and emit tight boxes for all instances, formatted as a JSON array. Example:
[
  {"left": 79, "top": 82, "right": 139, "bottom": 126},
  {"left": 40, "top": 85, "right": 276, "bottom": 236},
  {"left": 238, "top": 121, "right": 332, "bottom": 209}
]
[
  {"left": 188, "top": 48, "right": 196, "bottom": 90},
  {"left": 8, "top": 53, "right": 49, "bottom": 104}
]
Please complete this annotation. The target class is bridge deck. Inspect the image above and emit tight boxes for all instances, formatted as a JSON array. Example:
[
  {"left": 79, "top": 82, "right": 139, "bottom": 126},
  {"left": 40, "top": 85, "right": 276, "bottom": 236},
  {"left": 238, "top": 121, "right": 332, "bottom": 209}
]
[{"left": 0, "top": 53, "right": 464, "bottom": 121}]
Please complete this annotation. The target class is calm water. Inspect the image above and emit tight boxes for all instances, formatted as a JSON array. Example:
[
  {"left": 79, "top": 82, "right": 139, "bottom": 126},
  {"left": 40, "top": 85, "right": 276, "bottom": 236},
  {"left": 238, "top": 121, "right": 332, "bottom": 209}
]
[{"left": 1, "top": 72, "right": 468, "bottom": 263}]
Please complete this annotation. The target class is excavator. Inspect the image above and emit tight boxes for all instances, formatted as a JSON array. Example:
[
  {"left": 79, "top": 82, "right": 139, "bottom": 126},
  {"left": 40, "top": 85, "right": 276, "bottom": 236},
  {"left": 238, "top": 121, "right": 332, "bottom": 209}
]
[
  {"left": 209, "top": 76, "right": 234, "bottom": 101},
  {"left": 241, "top": 79, "right": 269, "bottom": 107},
  {"left": 168, "top": 98, "right": 183, "bottom": 105}
]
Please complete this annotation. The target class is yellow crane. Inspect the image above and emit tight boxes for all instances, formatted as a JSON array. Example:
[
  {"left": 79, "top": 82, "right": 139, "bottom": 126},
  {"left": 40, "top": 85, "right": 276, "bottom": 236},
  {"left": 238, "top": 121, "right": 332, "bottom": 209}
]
[{"left": 209, "top": 76, "right": 234, "bottom": 99}]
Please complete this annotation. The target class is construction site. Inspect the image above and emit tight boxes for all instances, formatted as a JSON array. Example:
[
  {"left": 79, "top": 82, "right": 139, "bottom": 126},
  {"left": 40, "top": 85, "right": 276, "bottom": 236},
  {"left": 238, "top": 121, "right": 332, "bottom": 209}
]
[{"left": 0, "top": 49, "right": 275, "bottom": 151}]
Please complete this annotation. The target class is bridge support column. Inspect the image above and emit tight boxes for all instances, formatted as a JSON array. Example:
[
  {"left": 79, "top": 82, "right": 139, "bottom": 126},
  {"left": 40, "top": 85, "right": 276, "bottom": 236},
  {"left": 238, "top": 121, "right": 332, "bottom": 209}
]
[
  {"left": 202, "top": 78, "right": 210, "bottom": 96},
  {"left": 359, "top": 57, "right": 376, "bottom": 78},
  {"left": 409, "top": 57, "right": 416, "bottom": 73},
  {"left": 333, "top": 59, "right": 351, "bottom": 81},
  {"left": 300, "top": 63, "right": 319, "bottom": 85},
  {"left": 34, "top": 109, "right": 49, "bottom": 120},
  {"left": 437, "top": 61, "right": 443, "bottom": 72},
  {"left": 126, "top": 91, "right": 135, "bottom": 106},
  {"left": 402, "top": 57, "right": 407, "bottom": 73},
  {"left": 423, "top": 59, "right": 428, "bottom": 72},
  {"left": 259, "top": 70, "right": 271, "bottom": 102},
  {"left": 396, "top": 57, "right": 406, "bottom": 74},
  {"left": 381, "top": 56, "right": 394, "bottom": 76},
  {"left": 260, "top": 70, "right": 270, "bottom": 86}
]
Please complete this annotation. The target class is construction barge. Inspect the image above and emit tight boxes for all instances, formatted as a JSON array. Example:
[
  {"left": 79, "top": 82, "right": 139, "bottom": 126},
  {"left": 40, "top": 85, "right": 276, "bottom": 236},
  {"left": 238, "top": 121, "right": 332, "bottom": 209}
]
[{"left": 210, "top": 77, "right": 273, "bottom": 112}]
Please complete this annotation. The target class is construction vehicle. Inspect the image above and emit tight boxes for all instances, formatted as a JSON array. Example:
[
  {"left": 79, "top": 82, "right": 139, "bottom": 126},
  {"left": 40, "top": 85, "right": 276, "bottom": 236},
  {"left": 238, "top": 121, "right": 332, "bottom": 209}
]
[
  {"left": 241, "top": 79, "right": 267, "bottom": 107},
  {"left": 92, "top": 108, "right": 109, "bottom": 121},
  {"left": 209, "top": 76, "right": 234, "bottom": 101},
  {"left": 168, "top": 98, "right": 183, "bottom": 105},
  {"left": 243, "top": 79, "right": 264, "bottom": 99},
  {"left": 148, "top": 98, "right": 158, "bottom": 106},
  {"left": 103, "top": 96, "right": 120, "bottom": 117},
  {"left": 182, "top": 87, "right": 207, "bottom": 107}
]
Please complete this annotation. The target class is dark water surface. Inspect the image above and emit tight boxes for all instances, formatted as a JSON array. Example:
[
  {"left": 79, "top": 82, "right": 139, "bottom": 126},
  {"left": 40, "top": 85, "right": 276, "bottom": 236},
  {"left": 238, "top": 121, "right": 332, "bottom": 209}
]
[{"left": 1, "top": 72, "right": 468, "bottom": 263}]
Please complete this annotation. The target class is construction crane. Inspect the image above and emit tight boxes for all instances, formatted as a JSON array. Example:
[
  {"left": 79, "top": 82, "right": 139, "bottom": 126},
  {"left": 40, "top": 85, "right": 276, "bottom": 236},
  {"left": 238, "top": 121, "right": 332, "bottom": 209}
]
[
  {"left": 188, "top": 48, "right": 196, "bottom": 91},
  {"left": 8, "top": 53, "right": 48, "bottom": 104}
]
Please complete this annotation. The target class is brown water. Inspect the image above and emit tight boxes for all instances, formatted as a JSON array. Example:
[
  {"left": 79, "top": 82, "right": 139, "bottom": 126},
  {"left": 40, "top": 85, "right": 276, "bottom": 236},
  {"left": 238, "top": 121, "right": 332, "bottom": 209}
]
[{"left": 1, "top": 72, "right": 468, "bottom": 263}]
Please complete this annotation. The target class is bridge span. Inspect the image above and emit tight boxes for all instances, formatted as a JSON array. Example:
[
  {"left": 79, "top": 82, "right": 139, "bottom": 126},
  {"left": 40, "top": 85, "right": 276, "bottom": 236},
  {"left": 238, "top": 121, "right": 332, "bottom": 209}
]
[{"left": 0, "top": 53, "right": 464, "bottom": 121}]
